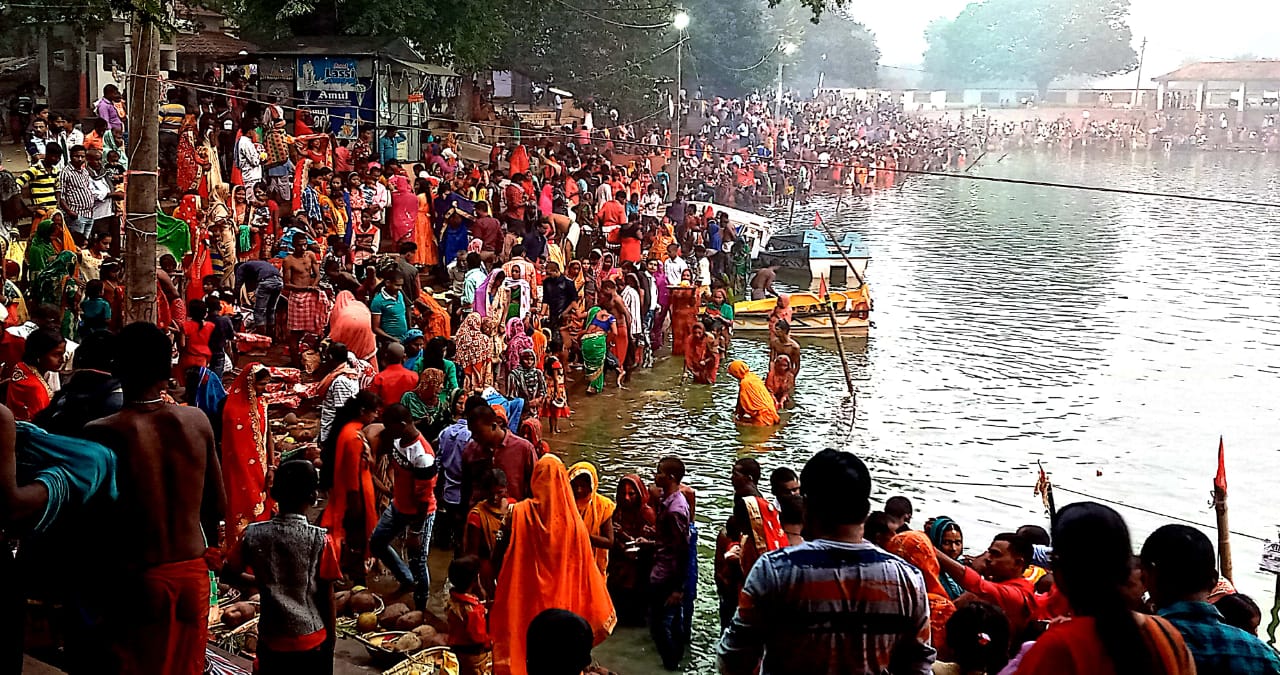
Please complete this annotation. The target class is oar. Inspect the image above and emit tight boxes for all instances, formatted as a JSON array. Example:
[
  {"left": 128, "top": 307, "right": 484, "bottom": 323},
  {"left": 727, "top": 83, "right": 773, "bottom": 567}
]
[
  {"left": 814, "top": 214, "right": 865, "bottom": 290},
  {"left": 965, "top": 151, "right": 988, "bottom": 172}
]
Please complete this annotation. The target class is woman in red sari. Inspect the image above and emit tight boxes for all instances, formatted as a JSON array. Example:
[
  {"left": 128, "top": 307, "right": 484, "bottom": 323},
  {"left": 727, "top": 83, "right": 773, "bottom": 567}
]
[
  {"left": 222, "top": 363, "right": 275, "bottom": 561},
  {"left": 413, "top": 177, "right": 440, "bottom": 269},
  {"left": 176, "top": 115, "right": 201, "bottom": 196},
  {"left": 5, "top": 328, "right": 64, "bottom": 422},
  {"left": 175, "top": 299, "right": 215, "bottom": 381},
  {"left": 318, "top": 390, "right": 380, "bottom": 584}
]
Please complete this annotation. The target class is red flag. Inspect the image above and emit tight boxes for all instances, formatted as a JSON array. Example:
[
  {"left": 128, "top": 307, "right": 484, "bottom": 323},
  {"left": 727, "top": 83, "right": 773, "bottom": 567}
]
[
  {"left": 1214, "top": 436, "right": 1227, "bottom": 492},
  {"left": 814, "top": 211, "right": 823, "bottom": 229},
  {"left": 818, "top": 273, "right": 829, "bottom": 299}
]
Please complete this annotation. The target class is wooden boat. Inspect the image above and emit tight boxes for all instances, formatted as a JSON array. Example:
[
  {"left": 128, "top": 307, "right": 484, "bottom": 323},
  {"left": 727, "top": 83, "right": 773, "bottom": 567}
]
[
  {"left": 758, "top": 229, "right": 870, "bottom": 282},
  {"left": 732, "top": 287, "right": 872, "bottom": 336},
  {"left": 687, "top": 201, "right": 775, "bottom": 260}
]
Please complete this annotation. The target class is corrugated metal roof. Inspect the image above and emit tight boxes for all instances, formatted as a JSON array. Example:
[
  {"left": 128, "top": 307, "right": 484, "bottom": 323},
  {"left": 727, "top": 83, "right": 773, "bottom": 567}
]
[{"left": 1153, "top": 60, "right": 1280, "bottom": 83}]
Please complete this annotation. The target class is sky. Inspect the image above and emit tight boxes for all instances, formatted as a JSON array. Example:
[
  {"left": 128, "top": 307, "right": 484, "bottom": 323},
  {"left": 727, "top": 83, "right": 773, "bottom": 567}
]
[{"left": 854, "top": 0, "right": 1280, "bottom": 86}]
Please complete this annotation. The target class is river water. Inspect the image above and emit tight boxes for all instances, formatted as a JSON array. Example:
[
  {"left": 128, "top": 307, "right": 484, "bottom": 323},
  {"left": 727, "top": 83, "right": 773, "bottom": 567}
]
[{"left": 568, "top": 152, "right": 1280, "bottom": 673}]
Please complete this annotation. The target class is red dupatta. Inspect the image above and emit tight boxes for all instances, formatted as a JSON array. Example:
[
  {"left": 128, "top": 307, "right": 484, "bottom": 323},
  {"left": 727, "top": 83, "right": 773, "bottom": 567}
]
[
  {"left": 318, "top": 420, "right": 377, "bottom": 559},
  {"left": 222, "top": 363, "right": 273, "bottom": 560}
]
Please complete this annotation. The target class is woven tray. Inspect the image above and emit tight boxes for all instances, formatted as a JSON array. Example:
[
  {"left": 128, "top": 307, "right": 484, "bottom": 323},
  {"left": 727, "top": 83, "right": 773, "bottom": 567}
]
[{"left": 380, "top": 646, "right": 464, "bottom": 675}]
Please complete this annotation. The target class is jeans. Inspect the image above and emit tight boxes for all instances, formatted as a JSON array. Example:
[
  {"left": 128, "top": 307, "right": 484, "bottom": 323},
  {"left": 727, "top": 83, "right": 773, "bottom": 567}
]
[
  {"left": 253, "top": 275, "right": 283, "bottom": 330},
  {"left": 369, "top": 506, "right": 434, "bottom": 608},
  {"left": 649, "top": 584, "right": 688, "bottom": 671}
]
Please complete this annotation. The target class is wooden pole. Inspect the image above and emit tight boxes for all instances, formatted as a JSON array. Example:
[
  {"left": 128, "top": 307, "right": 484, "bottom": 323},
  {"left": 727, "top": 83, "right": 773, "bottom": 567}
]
[
  {"left": 124, "top": 14, "right": 160, "bottom": 325},
  {"left": 813, "top": 215, "right": 865, "bottom": 289},
  {"left": 1214, "top": 436, "right": 1233, "bottom": 582},
  {"left": 820, "top": 275, "right": 854, "bottom": 394},
  {"left": 1214, "top": 484, "right": 1232, "bottom": 582}
]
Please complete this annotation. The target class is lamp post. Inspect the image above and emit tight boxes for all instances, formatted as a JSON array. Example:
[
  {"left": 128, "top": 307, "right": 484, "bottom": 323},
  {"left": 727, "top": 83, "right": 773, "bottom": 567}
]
[
  {"left": 775, "top": 41, "right": 798, "bottom": 122},
  {"left": 670, "top": 9, "right": 689, "bottom": 201}
]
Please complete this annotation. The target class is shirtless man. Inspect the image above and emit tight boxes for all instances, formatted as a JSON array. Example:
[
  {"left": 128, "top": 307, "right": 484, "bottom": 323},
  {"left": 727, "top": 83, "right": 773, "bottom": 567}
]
[
  {"left": 597, "top": 280, "right": 632, "bottom": 386},
  {"left": 85, "top": 322, "right": 225, "bottom": 675},
  {"left": 767, "top": 319, "right": 801, "bottom": 408},
  {"left": 282, "top": 231, "right": 322, "bottom": 364},
  {"left": 750, "top": 264, "right": 779, "bottom": 300}
]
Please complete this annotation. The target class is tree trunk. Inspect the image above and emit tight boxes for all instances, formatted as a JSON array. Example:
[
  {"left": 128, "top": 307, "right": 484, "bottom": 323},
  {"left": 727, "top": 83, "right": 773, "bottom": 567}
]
[
  {"left": 124, "top": 15, "right": 159, "bottom": 325},
  {"left": 455, "top": 75, "right": 475, "bottom": 123},
  {"left": 1036, "top": 78, "right": 1051, "bottom": 102}
]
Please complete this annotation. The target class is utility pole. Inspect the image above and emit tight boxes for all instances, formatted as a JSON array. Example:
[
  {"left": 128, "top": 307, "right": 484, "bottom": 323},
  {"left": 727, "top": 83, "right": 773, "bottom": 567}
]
[
  {"left": 1132, "top": 37, "right": 1148, "bottom": 109},
  {"left": 124, "top": 9, "right": 161, "bottom": 325},
  {"left": 670, "top": 9, "right": 689, "bottom": 201}
]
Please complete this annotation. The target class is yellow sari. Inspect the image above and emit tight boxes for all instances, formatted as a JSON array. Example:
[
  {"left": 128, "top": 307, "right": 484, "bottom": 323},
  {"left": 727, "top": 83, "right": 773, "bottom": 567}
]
[{"left": 570, "top": 461, "right": 616, "bottom": 576}]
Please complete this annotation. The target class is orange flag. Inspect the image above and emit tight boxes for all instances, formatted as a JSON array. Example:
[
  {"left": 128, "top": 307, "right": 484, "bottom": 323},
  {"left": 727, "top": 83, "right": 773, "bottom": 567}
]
[
  {"left": 818, "top": 273, "right": 829, "bottom": 299},
  {"left": 1214, "top": 436, "right": 1227, "bottom": 492}
]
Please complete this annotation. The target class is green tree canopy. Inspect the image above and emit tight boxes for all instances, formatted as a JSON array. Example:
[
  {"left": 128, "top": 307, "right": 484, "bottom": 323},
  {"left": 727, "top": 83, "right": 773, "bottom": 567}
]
[
  {"left": 786, "top": 11, "right": 878, "bottom": 91},
  {"left": 922, "top": 0, "right": 1138, "bottom": 96}
]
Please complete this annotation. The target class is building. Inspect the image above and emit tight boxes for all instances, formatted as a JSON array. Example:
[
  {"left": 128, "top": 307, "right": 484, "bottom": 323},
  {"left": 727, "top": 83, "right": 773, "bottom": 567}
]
[
  {"left": 1152, "top": 60, "right": 1280, "bottom": 117},
  {"left": 252, "top": 37, "right": 459, "bottom": 161}
]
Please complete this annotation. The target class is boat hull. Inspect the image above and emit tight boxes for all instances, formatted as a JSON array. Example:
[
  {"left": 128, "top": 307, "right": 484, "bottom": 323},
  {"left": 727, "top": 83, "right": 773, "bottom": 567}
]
[{"left": 733, "top": 289, "right": 872, "bottom": 336}]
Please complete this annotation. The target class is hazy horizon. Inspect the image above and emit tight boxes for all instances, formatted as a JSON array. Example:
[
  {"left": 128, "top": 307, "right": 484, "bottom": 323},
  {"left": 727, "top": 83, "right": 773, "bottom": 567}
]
[{"left": 855, "top": 0, "right": 1279, "bottom": 86}]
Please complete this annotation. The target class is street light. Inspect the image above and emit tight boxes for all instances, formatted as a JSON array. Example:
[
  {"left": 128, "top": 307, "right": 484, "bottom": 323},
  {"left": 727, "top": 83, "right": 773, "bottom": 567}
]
[
  {"left": 670, "top": 9, "right": 689, "bottom": 201},
  {"left": 776, "top": 41, "right": 798, "bottom": 120}
]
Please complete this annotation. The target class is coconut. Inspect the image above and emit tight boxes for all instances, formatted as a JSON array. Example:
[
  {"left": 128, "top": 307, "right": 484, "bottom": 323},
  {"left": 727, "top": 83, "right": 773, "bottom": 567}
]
[
  {"left": 349, "top": 590, "right": 378, "bottom": 614},
  {"left": 392, "top": 632, "right": 422, "bottom": 653},
  {"left": 395, "top": 611, "right": 425, "bottom": 631},
  {"left": 356, "top": 612, "right": 379, "bottom": 633},
  {"left": 283, "top": 412, "right": 299, "bottom": 425},
  {"left": 380, "top": 603, "right": 410, "bottom": 629}
]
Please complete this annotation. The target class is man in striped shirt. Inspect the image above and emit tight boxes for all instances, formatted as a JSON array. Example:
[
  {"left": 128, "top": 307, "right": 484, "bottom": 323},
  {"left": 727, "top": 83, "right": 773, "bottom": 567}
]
[
  {"left": 58, "top": 145, "right": 96, "bottom": 244},
  {"left": 17, "top": 145, "right": 62, "bottom": 222},
  {"left": 717, "top": 449, "right": 935, "bottom": 675}
]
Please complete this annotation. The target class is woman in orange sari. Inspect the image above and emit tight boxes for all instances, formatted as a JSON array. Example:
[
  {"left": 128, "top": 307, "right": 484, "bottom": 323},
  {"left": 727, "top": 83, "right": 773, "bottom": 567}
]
[
  {"left": 413, "top": 178, "right": 440, "bottom": 269},
  {"left": 491, "top": 455, "right": 615, "bottom": 675},
  {"left": 887, "top": 530, "right": 956, "bottom": 652},
  {"left": 414, "top": 290, "right": 450, "bottom": 341},
  {"left": 683, "top": 322, "right": 718, "bottom": 384},
  {"left": 318, "top": 390, "right": 380, "bottom": 584},
  {"left": 222, "top": 363, "right": 275, "bottom": 561},
  {"left": 328, "top": 290, "right": 377, "bottom": 367},
  {"left": 727, "top": 360, "right": 780, "bottom": 426},
  {"left": 569, "top": 461, "right": 615, "bottom": 577}
]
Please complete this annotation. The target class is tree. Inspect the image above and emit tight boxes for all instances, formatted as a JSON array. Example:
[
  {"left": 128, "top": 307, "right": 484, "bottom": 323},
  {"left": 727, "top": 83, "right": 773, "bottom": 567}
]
[
  {"left": 787, "top": 11, "right": 879, "bottom": 91},
  {"left": 922, "top": 0, "right": 1138, "bottom": 97}
]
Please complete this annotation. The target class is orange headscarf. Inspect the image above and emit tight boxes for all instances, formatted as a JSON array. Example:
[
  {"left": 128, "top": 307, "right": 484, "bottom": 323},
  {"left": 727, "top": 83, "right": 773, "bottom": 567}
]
[
  {"left": 569, "top": 461, "right": 616, "bottom": 576},
  {"left": 222, "top": 363, "right": 273, "bottom": 562},
  {"left": 728, "top": 360, "right": 780, "bottom": 426},
  {"left": 491, "top": 455, "right": 616, "bottom": 675},
  {"left": 415, "top": 290, "right": 450, "bottom": 340},
  {"left": 887, "top": 531, "right": 956, "bottom": 649}
]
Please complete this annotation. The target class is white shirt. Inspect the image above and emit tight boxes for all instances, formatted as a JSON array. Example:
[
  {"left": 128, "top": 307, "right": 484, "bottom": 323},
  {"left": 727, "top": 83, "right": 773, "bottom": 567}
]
[
  {"left": 394, "top": 436, "right": 435, "bottom": 470},
  {"left": 236, "top": 135, "right": 261, "bottom": 183},
  {"left": 620, "top": 285, "right": 642, "bottom": 334},
  {"left": 594, "top": 181, "right": 612, "bottom": 206},
  {"left": 641, "top": 192, "right": 662, "bottom": 218},
  {"left": 664, "top": 256, "right": 688, "bottom": 287},
  {"left": 698, "top": 257, "right": 712, "bottom": 286}
]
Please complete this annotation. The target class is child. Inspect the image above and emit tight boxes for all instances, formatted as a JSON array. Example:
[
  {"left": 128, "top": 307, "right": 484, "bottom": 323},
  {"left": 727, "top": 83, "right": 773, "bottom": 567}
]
[
  {"left": 79, "top": 279, "right": 112, "bottom": 337},
  {"left": 517, "top": 404, "right": 549, "bottom": 457},
  {"left": 239, "top": 460, "right": 340, "bottom": 672},
  {"left": 542, "top": 355, "right": 570, "bottom": 434},
  {"left": 104, "top": 150, "right": 125, "bottom": 187},
  {"left": 764, "top": 353, "right": 796, "bottom": 409},
  {"left": 447, "top": 555, "right": 492, "bottom": 675}
]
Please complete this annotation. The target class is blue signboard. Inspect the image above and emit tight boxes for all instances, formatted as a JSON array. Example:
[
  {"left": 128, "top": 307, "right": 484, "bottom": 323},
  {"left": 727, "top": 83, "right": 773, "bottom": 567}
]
[
  {"left": 297, "top": 57, "right": 360, "bottom": 92},
  {"left": 303, "top": 77, "right": 375, "bottom": 139}
]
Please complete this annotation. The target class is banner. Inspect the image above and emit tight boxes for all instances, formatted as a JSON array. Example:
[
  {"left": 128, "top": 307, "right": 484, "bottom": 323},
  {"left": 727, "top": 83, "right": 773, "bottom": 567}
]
[{"left": 303, "top": 78, "right": 375, "bottom": 139}]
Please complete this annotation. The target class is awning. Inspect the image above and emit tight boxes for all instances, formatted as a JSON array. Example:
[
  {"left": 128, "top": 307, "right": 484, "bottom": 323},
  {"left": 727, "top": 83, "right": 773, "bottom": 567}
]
[{"left": 388, "top": 57, "right": 457, "bottom": 79}]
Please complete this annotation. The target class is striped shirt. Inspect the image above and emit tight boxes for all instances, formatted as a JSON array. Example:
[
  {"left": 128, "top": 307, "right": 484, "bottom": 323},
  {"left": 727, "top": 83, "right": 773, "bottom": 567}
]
[
  {"left": 17, "top": 165, "right": 60, "bottom": 209},
  {"left": 57, "top": 165, "right": 95, "bottom": 215},
  {"left": 717, "top": 540, "right": 935, "bottom": 675},
  {"left": 159, "top": 103, "right": 186, "bottom": 132}
]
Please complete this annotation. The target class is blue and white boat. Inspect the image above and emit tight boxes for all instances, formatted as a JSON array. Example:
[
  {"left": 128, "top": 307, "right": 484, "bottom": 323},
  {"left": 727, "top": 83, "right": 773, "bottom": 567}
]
[{"left": 758, "top": 229, "right": 870, "bottom": 282}]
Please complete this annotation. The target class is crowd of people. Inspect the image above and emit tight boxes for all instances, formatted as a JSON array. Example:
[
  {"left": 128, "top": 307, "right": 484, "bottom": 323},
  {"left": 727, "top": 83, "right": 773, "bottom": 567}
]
[{"left": 0, "top": 73, "right": 1277, "bottom": 675}]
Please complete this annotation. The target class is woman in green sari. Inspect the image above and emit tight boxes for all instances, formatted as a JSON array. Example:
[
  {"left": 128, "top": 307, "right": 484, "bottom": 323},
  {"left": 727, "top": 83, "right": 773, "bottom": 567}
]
[
  {"left": 581, "top": 306, "right": 616, "bottom": 395},
  {"left": 30, "top": 251, "right": 80, "bottom": 338},
  {"left": 400, "top": 367, "right": 450, "bottom": 440},
  {"left": 25, "top": 218, "right": 59, "bottom": 284}
]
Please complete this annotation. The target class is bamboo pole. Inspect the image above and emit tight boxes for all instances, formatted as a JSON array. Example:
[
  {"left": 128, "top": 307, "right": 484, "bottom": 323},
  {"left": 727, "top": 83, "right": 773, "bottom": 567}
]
[{"left": 123, "top": 14, "right": 160, "bottom": 325}]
